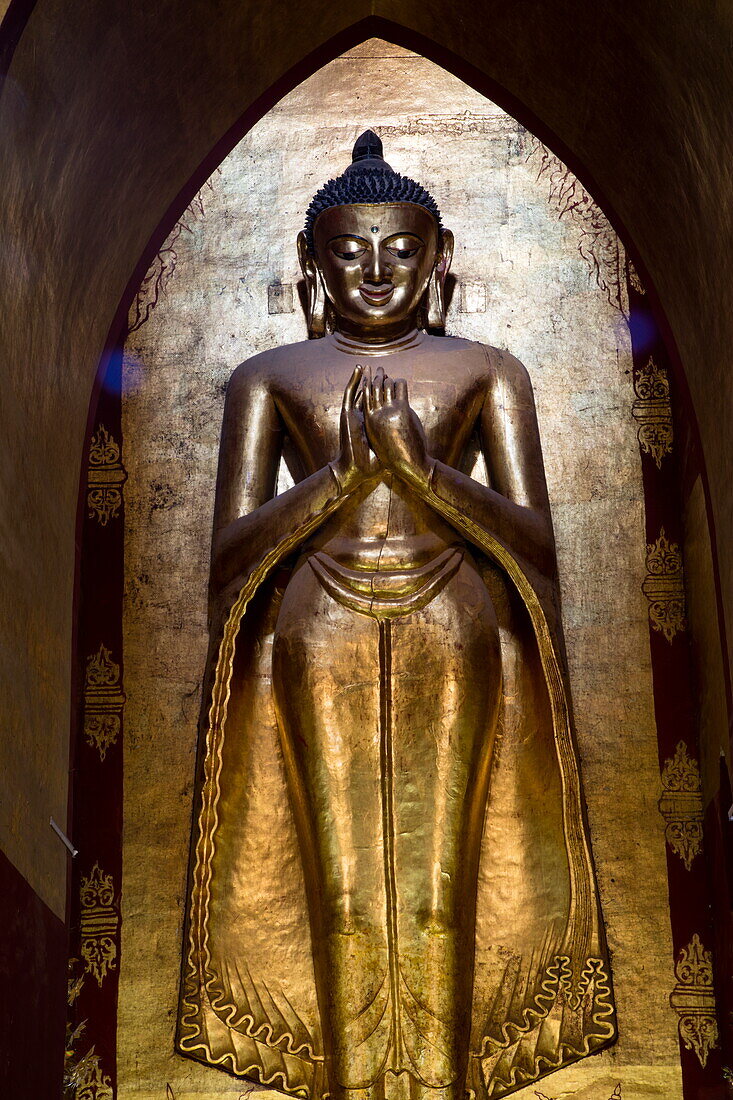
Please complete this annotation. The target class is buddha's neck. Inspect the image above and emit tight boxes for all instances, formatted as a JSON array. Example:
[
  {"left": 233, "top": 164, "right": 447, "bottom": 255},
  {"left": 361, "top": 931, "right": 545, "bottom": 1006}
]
[{"left": 330, "top": 325, "right": 423, "bottom": 356}]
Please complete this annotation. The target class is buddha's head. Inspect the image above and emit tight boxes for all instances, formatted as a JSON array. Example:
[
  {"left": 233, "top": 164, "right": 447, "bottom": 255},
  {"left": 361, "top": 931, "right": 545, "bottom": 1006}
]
[{"left": 298, "top": 131, "right": 454, "bottom": 340}]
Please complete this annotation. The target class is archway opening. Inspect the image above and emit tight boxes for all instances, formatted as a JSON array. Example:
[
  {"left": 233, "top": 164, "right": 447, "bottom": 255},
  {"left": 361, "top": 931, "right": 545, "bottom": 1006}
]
[{"left": 67, "top": 30, "right": 729, "bottom": 1100}]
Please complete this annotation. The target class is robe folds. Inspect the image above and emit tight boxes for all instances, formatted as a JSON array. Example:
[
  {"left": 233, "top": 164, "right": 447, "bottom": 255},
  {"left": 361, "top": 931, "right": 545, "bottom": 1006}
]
[{"left": 177, "top": 471, "right": 617, "bottom": 1099}]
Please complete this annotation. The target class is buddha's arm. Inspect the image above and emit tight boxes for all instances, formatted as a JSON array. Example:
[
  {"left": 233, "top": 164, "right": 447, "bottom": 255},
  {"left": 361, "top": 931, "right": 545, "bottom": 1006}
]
[
  {"left": 363, "top": 354, "right": 555, "bottom": 576},
  {"left": 425, "top": 351, "right": 555, "bottom": 575},
  {"left": 211, "top": 362, "right": 371, "bottom": 600}
]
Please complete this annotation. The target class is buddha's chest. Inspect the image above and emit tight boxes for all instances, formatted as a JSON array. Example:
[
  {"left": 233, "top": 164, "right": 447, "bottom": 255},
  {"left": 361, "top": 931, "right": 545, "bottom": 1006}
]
[{"left": 271, "top": 360, "right": 486, "bottom": 465}]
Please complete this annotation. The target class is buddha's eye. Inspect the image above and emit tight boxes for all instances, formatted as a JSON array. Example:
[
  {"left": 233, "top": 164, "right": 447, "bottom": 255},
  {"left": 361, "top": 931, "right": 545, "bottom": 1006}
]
[
  {"left": 331, "top": 238, "right": 367, "bottom": 261},
  {"left": 385, "top": 236, "right": 423, "bottom": 260}
]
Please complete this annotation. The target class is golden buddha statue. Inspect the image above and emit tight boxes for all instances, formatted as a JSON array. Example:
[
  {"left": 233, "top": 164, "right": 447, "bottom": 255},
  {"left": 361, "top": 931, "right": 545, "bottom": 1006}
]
[{"left": 177, "top": 131, "right": 616, "bottom": 1100}]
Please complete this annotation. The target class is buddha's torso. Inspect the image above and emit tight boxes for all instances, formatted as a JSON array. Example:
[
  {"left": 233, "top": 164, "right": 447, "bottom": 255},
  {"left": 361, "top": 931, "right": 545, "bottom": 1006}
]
[{"left": 261, "top": 332, "right": 491, "bottom": 570}]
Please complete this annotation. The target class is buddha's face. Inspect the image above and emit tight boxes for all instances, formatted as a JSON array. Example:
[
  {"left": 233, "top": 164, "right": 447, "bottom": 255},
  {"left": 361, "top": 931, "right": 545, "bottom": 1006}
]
[{"left": 312, "top": 203, "right": 442, "bottom": 338}]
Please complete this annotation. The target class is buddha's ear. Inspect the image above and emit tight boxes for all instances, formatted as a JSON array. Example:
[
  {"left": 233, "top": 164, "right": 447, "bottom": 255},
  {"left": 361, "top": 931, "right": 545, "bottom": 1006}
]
[
  {"left": 297, "top": 231, "right": 327, "bottom": 339},
  {"left": 439, "top": 228, "right": 454, "bottom": 278},
  {"left": 427, "top": 228, "right": 454, "bottom": 329}
]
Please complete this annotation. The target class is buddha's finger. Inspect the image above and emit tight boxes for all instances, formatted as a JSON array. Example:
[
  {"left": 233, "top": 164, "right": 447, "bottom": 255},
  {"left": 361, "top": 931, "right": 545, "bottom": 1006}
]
[
  {"left": 364, "top": 366, "right": 374, "bottom": 412},
  {"left": 373, "top": 365, "right": 385, "bottom": 407},
  {"left": 383, "top": 376, "right": 395, "bottom": 403},
  {"left": 343, "top": 365, "right": 363, "bottom": 411},
  {"left": 395, "top": 378, "right": 408, "bottom": 402}
]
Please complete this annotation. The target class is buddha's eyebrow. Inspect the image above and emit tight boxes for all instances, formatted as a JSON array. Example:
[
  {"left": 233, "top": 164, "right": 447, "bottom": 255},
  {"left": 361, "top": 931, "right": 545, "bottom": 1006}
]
[
  {"left": 327, "top": 234, "right": 369, "bottom": 244},
  {"left": 384, "top": 232, "right": 426, "bottom": 242}
]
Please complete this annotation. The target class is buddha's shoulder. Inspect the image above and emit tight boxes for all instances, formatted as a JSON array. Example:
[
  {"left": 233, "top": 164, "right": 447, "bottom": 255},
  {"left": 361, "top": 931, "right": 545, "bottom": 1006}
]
[
  {"left": 227, "top": 339, "right": 318, "bottom": 388},
  {"left": 425, "top": 335, "right": 531, "bottom": 384}
]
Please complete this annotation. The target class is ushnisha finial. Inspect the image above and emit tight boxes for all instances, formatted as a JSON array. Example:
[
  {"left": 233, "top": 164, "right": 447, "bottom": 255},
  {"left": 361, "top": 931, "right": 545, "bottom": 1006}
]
[{"left": 346, "top": 130, "right": 392, "bottom": 172}]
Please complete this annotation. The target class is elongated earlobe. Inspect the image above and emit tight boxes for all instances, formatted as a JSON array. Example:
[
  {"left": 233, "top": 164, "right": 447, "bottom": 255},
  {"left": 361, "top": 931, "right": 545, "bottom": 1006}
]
[
  {"left": 426, "top": 228, "right": 454, "bottom": 330},
  {"left": 426, "top": 269, "right": 446, "bottom": 329},
  {"left": 297, "top": 230, "right": 327, "bottom": 338}
]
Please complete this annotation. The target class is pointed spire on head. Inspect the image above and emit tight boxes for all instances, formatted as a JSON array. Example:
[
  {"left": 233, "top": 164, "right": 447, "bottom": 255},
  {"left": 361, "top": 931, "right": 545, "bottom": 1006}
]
[
  {"left": 345, "top": 129, "right": 393, "bottom": 173},
  {"left": 352, "top": 129, "right": 382, "bottom": 160}
]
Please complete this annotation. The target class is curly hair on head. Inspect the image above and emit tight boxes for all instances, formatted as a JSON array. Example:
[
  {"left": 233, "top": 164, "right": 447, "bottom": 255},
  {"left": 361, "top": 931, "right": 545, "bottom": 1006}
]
[{"left": 303, "top": 132, "right": 442, "bottom": 252}]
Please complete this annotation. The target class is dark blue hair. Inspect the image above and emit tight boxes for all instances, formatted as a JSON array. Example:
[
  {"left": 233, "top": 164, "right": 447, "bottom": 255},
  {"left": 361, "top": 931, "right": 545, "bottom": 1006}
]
[{"left": 304, "top": 131, "right": 442, "bottom": 252}]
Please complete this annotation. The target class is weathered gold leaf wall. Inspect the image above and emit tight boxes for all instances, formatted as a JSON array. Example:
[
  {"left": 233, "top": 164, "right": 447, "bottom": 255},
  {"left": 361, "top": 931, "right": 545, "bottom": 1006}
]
[{"left": 120, "top": 39, "right": 682, "bottom": 1100}]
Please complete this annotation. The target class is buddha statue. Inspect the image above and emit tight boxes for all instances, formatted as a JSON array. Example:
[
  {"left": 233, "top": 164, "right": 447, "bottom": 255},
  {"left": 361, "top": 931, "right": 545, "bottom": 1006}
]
[{"left": 177, "top": 131, "right": 616, "bottom": 1100}]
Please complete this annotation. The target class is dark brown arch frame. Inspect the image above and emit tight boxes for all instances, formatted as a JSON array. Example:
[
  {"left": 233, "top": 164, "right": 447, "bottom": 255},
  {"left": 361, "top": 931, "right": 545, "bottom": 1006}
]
[{"left": 69, "top": 15, "right": 733, "bottom": 1096}]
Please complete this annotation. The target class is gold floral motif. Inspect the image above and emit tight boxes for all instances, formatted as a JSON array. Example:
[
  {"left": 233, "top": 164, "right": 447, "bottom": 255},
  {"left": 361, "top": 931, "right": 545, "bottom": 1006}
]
[
  {"left": 87, "top": 487, "right": 122, "bottom": 525},
  {"left": 634, "top": 357, "right": 671, "bottom": 403},
  {"left": 87, "top": 425, "right": 127, "bottom": 525},
  {"left": 670, "top": 934, "right": 719, "bottom": 1068},
  {"left": 642, "top": 529, "right": 686, "bottom": 642},
  {"left": 83, "top": 645, "right": 125, "bottom": 761},
  {"left": 83, "top": 714, "right": 120, "bottom": 760},
  {"left": 627, "top": 259, "right": 645, "bottom": 295},
  {"left": 631, "top": 358, "right": 673, "bottom": 468},
  {"left": 80, "top": 864, "right": 119, "bottom": 988},
  {"left": 85, "top": 645, "right": 120, "bottom": 688},
  {"left": 88, "top": 425, "right": 121, "bottom": 467},
  {"left": 64, "top": 959, "right": 90, "bottom": 1096},
  {"left": 74, "top": 1055, "right": 113, "bottom": 1100},
  {"left": 67, "top": 956, "right": 85, "bottom": 1007},
  {"left": 658, "top": 742, "right": 704, "bottom": 869}
]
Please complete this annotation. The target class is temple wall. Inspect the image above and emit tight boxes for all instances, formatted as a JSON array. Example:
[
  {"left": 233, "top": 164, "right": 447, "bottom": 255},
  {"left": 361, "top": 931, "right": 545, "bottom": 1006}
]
[{"left": 1, "top": 1, "right": 732, "bottom": 1095}]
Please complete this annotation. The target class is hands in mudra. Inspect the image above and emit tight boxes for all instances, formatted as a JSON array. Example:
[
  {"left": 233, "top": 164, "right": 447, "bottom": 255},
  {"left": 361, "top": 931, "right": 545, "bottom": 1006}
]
[{"left": 333, "top": 365, "right": 433, "bottom": 492}]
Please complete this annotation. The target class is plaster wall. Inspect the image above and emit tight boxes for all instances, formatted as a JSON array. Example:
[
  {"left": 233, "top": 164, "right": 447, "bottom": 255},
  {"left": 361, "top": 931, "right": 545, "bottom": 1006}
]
[{"left": 0, "top": 0, "right": 731, "bottom": 968}]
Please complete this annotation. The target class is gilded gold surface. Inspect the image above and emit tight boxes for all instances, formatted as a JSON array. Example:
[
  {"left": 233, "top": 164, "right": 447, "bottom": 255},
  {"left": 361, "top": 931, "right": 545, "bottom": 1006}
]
[{"left": 120, "top": 40, "right": 683, "bottom": 1100}]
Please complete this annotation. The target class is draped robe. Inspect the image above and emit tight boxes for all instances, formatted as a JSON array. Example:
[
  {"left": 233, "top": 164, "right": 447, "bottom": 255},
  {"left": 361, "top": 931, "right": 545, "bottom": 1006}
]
[{"left": 176, "top": 340, "right": 617, "bottom": 1098}]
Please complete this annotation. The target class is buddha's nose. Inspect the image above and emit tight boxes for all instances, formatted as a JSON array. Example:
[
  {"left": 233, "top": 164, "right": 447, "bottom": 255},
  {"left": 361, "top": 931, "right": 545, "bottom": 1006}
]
[{"left": 364, "top": 248, "right": 391, "bottom": 284}]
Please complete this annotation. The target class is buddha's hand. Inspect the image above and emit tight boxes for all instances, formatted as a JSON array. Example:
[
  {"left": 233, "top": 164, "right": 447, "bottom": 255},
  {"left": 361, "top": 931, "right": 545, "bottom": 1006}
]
[
  {"left": 363, "top": 366, "right": 433, "bottom": 490},
  {"left": 330, "top": 365, "right": 381, "bottom": 492}
]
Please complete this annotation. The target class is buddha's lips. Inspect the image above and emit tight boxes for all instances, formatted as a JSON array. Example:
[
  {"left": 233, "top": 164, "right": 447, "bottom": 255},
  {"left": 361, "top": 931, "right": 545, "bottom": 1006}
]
[{"left": 359, "top": 283, "right": 394, "bottom": 305}]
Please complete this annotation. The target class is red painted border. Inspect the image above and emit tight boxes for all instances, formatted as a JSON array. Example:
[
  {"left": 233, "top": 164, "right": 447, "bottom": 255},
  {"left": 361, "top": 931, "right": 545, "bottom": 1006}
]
[
  {"left": 626, "top": 274, "right": 728, "bottom": 1095},
  {"left": 67, "top": 348, "right": 125, "bottom": 1091}
]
